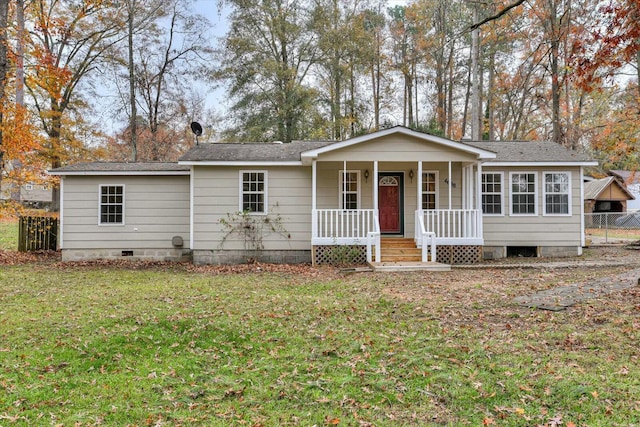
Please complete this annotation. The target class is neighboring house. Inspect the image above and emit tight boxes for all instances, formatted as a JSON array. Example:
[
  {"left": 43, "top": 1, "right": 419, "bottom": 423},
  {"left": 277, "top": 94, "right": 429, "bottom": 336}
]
[
  {"left": 0, "top": 180, "right": 53, "bottom": 208},
  {"left": 49, "top": 127, "right": 597, "bottom": 266},
  {"left": 608, "top": 170, "right": 640, "bottom": 210},
  {"left": 584, "top": 176, "right": 634, "bottom": 214}
]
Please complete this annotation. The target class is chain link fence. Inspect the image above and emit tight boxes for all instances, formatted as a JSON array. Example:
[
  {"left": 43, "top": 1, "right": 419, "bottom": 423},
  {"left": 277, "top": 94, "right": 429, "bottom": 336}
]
[{"left": 585, "top": 212, "right": 640, "bottom": 243}]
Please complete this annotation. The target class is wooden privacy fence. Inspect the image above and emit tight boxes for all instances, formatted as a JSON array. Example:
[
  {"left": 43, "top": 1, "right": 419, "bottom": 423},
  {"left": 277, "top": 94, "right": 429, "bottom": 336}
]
[{"left": 18, "top": 216, "right": 58, "bottom": 251}]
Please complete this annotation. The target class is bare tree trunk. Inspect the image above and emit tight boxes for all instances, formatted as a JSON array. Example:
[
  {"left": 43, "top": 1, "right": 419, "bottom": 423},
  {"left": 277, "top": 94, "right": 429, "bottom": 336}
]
[
  {"left": 462, "top": 48, "right": 472, "bottom": 138},
  {"left": 471, "top": 5, "right": 481, "bottom": 140},
  {"left": 127, "top": 0, "right": 138, "bottom": 161},
  {"left": 0, "top": 0, "right": 8, "bottom": 190},
  {"left": 487, "top": 49, "right": 495, "bottom": 140},
  {"left": 16, "top": 0, "right": 25, "bottom": 106}
]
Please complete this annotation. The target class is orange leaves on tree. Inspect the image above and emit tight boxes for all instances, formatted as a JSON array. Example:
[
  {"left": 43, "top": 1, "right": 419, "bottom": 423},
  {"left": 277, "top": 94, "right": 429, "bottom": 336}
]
[{"left": 30, "top": 48, "right": 73, "bottom": 104}]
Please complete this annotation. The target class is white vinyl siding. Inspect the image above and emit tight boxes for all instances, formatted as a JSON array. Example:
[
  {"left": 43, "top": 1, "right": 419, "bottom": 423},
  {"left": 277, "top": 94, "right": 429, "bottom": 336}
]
[
  {"left": 543, "top": 172, "right": 571, "bottom": 216},
  {"left": 338, "top": 170, "right": 360, "bottom": 209},
  {"left": 99, "top": 185, "right": 125, "bottom": 225},
  {"left": 61, "top": 176, "right": 190, "bottom": 250},
  {"left": 240, "top": 171, "right": 267, "bottom": 214},
  {"left": 510, "top": 172, "right": 537, "bottom": 215},
  {"left": 193, "top": 166, "right": 312, "bottom": 251},
  {"left": 421, "top": 171, "right": 439, "bottom": 210},
  {"left": 483, "top": 166, "right": 583, "bottom": 248},
  {"left": 482, "top": 172, "right": 503, "bottom": 216}
]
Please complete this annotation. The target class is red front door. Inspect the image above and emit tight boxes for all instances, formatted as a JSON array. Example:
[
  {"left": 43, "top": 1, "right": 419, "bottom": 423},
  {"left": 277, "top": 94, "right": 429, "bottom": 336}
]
[{"left": 378, "top": 174, "right": 402, "bottom": 234}]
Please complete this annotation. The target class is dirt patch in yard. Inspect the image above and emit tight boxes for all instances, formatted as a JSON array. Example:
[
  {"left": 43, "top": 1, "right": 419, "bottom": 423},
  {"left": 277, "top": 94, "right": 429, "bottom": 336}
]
[{"left": 374, "top": 245, "right": 640, "bottom": 334}]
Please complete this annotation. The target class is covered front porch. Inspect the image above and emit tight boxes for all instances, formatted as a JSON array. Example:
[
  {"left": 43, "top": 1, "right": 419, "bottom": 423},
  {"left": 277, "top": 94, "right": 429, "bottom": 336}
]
[{"left": 309, "top": 159, "right": 485, "bottom": 266}]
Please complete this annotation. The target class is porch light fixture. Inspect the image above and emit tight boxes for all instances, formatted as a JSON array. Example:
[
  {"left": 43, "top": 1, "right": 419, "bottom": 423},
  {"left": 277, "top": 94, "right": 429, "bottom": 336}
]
[
  {"left": 364, "top": 169, "right": 370, "bottom": 182},
  {"left": 409, "top": 169, "right": 414, "bottom": 182},
  {"left": 444, "top": 177, "right": 457, "bottom": 188}
]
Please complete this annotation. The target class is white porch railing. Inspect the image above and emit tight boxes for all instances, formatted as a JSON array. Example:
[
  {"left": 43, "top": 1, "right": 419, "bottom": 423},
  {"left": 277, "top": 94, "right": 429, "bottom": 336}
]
[
  {"left": 415, "top": 210, "right": 437, "bottom": 262},
  {"left": 312, "top": 209, "right": 379, "bottom": 245},
  {"left": 366, "top": 213, "right": 381, "bottom": 263},
  {"left": 417, "top": 209, "right": 483, "bottom": 245}
]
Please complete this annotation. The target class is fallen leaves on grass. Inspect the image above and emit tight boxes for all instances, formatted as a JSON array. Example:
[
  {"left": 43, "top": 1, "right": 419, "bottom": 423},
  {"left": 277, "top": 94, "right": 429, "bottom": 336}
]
[{"left": 0, "top": 249, "right": 59, "bottom": 265}]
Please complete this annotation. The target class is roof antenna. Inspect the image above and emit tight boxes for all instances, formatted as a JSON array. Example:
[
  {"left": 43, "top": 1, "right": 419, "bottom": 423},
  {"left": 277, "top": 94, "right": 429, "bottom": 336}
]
[{"left": 190, "top": 121, "right": 203, "bottom": 145}]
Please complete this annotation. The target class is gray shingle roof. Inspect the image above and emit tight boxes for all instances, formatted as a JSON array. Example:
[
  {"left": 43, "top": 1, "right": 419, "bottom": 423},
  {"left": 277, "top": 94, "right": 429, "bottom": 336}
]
[
  {"left": 49, "top": 162, "right": 190, "bottom": 174},
  {"left": 584, "top": 176, "right": 635, "bottom": 200},
  {"left": 609, "top": 170, "right": 640, "bottom": 184},
  {"left": 465, "top": 141, "right": 593, "bottom": 163},
  {"left": 179, "top": 141, "right": 335, "bottom": 162}
]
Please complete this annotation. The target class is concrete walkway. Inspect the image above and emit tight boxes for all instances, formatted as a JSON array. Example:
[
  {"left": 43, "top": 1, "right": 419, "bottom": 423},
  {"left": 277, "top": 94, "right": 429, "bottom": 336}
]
[
  {"left": 454, "top": 242, "right": 640, "bottom": 311},
  {"left": 512, "top": 267, "right": 640, "bottom": 311}
]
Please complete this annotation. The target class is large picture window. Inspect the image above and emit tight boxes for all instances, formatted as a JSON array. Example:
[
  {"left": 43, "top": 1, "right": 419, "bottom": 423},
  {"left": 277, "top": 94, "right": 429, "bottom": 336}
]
[
  {"left": 510, "top": 172, "right": 537, "bottom": 215},
  {"left": 99, "top": 185, "right": 124, "bottom": 225},
  {"left": 482, "top": 172, "right": 503, "bottom": 215},
  {"left": 544, "top": 172, "right": 571, "bottom": 215},
  {"left": 421, "top": 171, "right": 438, "bottom": 210},
  {"left": 339, "top": 171, "right": 360, "bottom": 209},
  {"left": 240, "top": 171, "right": 267, "bottom": 214}
]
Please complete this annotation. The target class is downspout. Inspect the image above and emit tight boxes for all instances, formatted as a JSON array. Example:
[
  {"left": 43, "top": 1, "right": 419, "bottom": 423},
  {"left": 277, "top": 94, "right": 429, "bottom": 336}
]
[
  {"left": 59, "top": 177, "right": 64, "bottom": 249},
  {"left": 579, "top": 166, "right": 585, "bottom": 253},
  {"left": 189, "top": 166, "right": 194, "bottom": 250},
  {"left": 477, "top": 161, "right": 483, "bottom": 240}
]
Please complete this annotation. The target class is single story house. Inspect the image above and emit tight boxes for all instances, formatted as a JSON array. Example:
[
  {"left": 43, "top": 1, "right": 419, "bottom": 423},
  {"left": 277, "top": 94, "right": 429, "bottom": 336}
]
[{"left": 49, "top": 126, "right": 597, "bottom": 266}]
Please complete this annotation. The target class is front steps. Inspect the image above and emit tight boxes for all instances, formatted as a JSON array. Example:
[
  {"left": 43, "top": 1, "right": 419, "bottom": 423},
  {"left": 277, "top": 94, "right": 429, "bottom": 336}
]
[{"left": 370, "top": 237, "right": 451, "bottom": 272}]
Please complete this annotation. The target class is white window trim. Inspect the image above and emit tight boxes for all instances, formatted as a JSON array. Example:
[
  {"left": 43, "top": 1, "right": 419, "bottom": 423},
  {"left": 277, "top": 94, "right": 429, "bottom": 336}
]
[
  {"left": 543, "top": 171, "right": 572, "bottom": 216},
  {"left": 422, "top": 170, "right": 440, "bottom": 210},
  {"left": 239, "top": 170, "right": 268, "bottom": 215},
  {"left": 25, "top": 183, "right": 34, "bottom": 191},
  {"left": 98, "top": 184, "right": 125, "bottom": 226},
  {"left": 509, "top": 171, "right": 538, "bottom": 216},
  {"left": 338, "top": 170, "right": 361, "bottom": 209},
  {"left": 481, "top": 171, "right": 504, "bottom": 216}
]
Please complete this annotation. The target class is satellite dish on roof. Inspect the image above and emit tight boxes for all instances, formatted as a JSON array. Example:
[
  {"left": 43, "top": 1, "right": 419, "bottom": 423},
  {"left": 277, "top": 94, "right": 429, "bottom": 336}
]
[{"left": 190, "top": 121, "right": 203, "bottom": 145}]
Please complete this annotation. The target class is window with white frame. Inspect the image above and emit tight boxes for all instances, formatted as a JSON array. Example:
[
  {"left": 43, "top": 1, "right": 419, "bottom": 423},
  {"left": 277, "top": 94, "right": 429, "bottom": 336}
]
[
  {"left": 422, "top": 171, "right": 438, "bottom": 210},
  {"left": 99, "top": 185, "right": 124, "bottom": 225},
  {"left": 510, "top": 172, "right": 537, "bottom": 215},
  {"left": 544, "top": 172, "right": 571, "bottom": 215},
  {"left": 339, "top": 170, "right": 360, "bottom": 209},
  {"left": 481, "top": 172, "right": 503, "bottom": 215},
  {"left": 240, "top": 171, "right": 267, "bottom": 214},
  {"left": 25, "top": 182, "right": 34, "bottom": 191}
]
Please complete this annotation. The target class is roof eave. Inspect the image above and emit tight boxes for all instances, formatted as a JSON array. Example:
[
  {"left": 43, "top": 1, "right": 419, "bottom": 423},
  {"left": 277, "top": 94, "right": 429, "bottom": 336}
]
[
  {"left": 484, "top": 161, "right": 599, "bottom": 167},
  {"left": 300, "top": 127, "right": 497, "bottom": 160},
  {"left": 48, "top": 170, "right": 192, "bottom": 176},
  {"left": 178, "top": 161, "right": 303, "bottom": 166}
]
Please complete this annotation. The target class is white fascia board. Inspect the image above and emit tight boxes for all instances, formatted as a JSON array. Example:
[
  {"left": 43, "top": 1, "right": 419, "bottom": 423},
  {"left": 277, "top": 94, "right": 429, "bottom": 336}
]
[
  {"left": 179, "top": 161, "right": 303, "bottom": 166},
  {"left": 300, "top": 127, "right": 497, "bottom": 160},
  {"left": 48, "top": 170, "right": 191, "bottom": 176},
  {"left": 484, "top": 161, "right": 599, "bottom": 167}
]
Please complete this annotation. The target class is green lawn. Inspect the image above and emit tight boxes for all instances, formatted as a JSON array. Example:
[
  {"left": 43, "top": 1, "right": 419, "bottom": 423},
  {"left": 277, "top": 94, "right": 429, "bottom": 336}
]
[
  {"left": 0, "top": 263, "right": 638, "bottom": 426},
  {"left": 0, "top": 219, "right": 18, "bottom": 250}
]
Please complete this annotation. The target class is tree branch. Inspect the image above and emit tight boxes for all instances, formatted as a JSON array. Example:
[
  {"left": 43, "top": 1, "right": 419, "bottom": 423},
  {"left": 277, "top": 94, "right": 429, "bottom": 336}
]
[{"left": 469, "top": 0, "right": 527, "bottom": 31}]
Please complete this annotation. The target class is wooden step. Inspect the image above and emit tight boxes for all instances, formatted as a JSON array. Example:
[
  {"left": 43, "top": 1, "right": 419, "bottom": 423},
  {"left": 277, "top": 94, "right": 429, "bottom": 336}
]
[{"left": 379, "top": 238, "right": 425, "bottom": 262}]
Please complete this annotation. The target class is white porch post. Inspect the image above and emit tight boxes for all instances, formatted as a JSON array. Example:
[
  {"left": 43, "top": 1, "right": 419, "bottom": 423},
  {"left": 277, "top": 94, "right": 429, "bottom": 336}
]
[
  {"left": 373, "top": 161, "right": 379, "bottom": 209},
  {"left": 312, "top": 160, "right": 317, "bottom": 247},
  {"left": 312, "top": 160, "right": 317, "bottom": 211},
  {"left": 477, "top": 161, "right": 483, "bottom": 237},
  {"left": 343, "top": 160, "right": 347, "bottom": 209},
  {"left": 417, "top": 161, "right": 422, "bottom": 210},
  {"left": 448, "top": 161, "right": 452, "bottom": 210}
]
